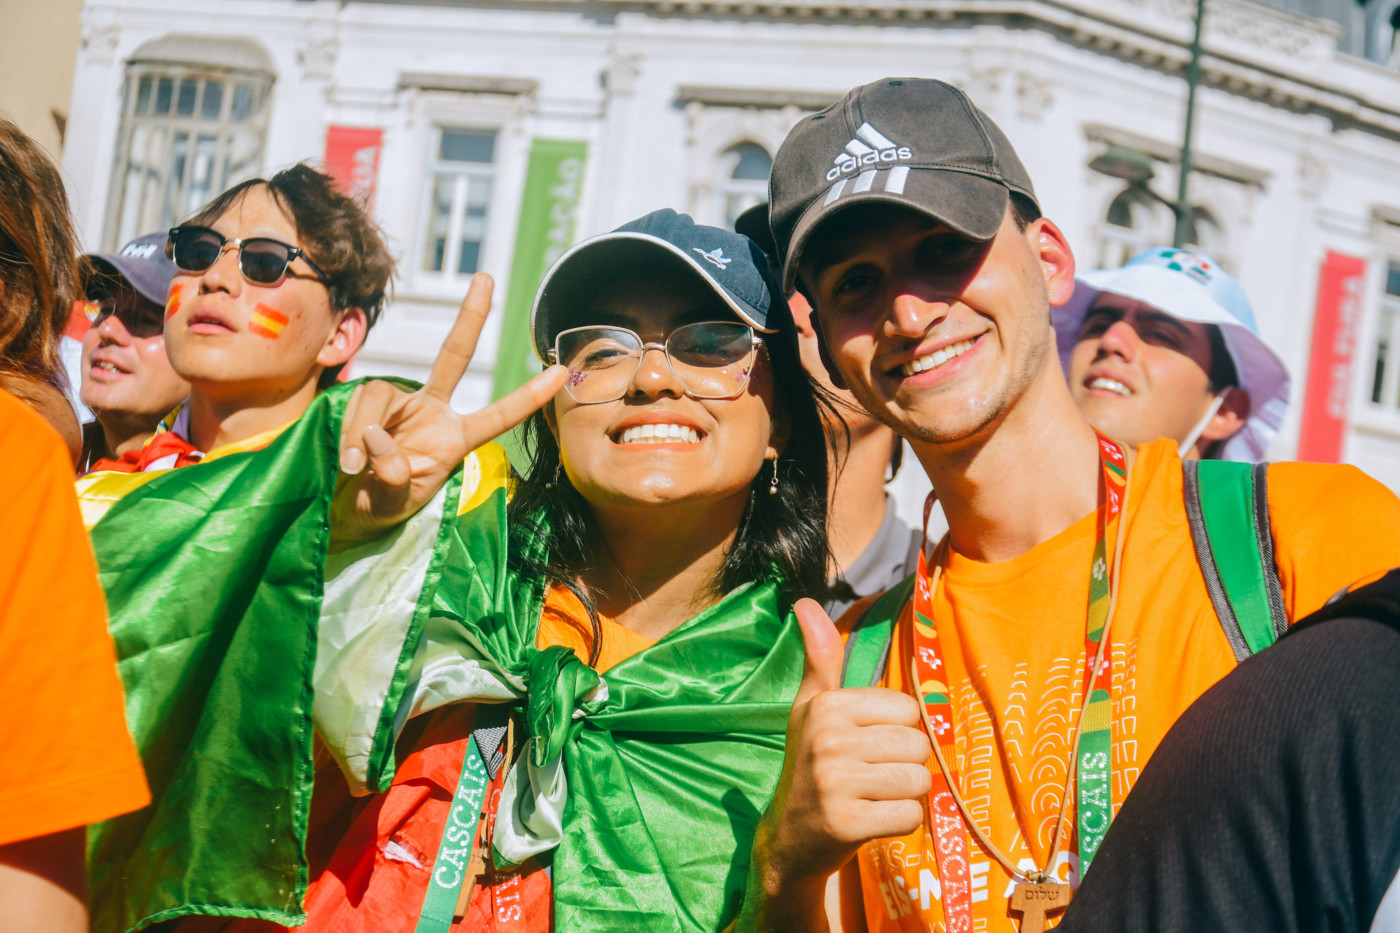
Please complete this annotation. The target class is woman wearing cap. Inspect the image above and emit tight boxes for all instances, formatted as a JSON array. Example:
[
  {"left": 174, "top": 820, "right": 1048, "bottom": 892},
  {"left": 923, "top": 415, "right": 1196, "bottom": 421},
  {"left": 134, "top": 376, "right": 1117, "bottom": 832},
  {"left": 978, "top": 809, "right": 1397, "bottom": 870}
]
[{"left": 105, "top": 210, "right": 837, "bottom": 933}]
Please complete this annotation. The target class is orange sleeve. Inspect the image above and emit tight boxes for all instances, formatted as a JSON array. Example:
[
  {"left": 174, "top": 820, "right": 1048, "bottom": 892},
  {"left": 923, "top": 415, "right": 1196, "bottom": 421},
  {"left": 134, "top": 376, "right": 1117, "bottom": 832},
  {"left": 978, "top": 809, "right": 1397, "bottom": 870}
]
[
  {"left": 0, "top": 393, "right": 149, "bottom": 845},
  {"left": 1267, "top": 461, "right": 1400, "bottom": 623}
]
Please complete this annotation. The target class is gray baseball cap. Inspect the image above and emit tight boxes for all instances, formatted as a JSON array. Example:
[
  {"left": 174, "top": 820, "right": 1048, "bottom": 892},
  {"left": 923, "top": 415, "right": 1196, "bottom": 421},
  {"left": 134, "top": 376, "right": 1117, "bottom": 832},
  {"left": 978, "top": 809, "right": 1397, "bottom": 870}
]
[
  {"left": 769, "top": 77, "right": 1038, "bottom": 291},
  {"left": 82, "top": 231, "right": 178, "bottom": 307},
  {"left": 530, "top": 209, "right": 786, "bottom": 362},
  {"left": 734, "top": 202, "right": 778, "bottom": 262}
]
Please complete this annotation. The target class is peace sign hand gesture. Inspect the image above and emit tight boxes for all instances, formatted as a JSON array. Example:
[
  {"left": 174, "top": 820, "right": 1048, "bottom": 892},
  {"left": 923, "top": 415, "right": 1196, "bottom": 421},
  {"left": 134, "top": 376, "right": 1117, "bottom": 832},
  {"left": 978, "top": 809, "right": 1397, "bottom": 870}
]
[{"left": 331, "top": 273, "right": 568, "bottom": 545}]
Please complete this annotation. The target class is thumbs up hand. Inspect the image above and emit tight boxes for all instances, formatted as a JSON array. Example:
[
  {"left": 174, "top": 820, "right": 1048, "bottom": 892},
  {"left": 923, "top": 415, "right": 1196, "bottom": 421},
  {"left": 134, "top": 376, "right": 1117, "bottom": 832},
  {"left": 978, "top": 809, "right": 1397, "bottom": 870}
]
[{"left": 739, "top": 599, "right": 933, "bottom": 930}]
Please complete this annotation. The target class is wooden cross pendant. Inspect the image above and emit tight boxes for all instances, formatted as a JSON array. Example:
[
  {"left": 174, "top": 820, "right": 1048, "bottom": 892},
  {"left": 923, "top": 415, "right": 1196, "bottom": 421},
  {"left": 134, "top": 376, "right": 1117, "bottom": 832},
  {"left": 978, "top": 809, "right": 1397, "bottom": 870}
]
[
  {"left": 1010, "top": 881, "right": 1072, "bottom": 933},
  {"left": 453, "top": 844, "right": 490, "bottom": 921}
]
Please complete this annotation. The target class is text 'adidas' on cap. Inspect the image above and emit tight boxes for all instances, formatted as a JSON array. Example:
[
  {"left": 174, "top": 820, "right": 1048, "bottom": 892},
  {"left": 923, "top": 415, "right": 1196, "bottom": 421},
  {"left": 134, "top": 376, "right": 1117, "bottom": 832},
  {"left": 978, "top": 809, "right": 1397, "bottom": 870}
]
[{"left": 769, "top": 77, "right": 1039, "bottom": 292}]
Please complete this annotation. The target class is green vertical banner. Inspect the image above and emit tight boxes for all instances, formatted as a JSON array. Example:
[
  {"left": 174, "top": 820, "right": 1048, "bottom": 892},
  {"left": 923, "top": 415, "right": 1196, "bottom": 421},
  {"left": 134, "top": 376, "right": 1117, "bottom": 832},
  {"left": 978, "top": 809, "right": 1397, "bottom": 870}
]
[{"left": 491, "top": 139, "right": 589, "bottom": 431}]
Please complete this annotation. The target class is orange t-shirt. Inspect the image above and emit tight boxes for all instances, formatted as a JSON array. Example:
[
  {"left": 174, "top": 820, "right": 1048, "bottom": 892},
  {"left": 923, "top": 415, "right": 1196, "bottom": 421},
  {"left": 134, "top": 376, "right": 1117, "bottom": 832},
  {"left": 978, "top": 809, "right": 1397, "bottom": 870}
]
[
  {"left": 537, "top": 584, "right": 658, "bottom": 674},
  {"left": 0, "top": 390, "right": 149, "bottom": 845},
  {"left": 852, "top": 439, "right": 1400, "bottom": 933}
]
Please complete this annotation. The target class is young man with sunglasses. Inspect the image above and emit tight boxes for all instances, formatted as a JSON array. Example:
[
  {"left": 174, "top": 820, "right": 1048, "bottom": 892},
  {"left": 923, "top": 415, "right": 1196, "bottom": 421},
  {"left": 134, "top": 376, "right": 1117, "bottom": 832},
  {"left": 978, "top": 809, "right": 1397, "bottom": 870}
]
[
  {"left": 81, "top": 164, "right": 391, "bottom": 476},
  {"left": 731, "top": 78, "right": 1400, "bottom": 933},
  {"left": 77, "top": 232, "right": 190, "bottom": 473}
]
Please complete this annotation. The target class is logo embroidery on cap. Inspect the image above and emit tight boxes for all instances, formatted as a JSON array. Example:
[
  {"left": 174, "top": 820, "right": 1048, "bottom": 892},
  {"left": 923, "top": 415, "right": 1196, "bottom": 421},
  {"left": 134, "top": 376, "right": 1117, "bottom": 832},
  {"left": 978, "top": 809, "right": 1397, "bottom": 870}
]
[
  {"left": 827, "top": 123, "right": 913, "bottom": 182},
  {"left": 121, "top": 243, "right": 159, "bottom": 259},
  {"left": 1161, "top": 249, "right": 1214, "bottom": 285},
  {"left": 693, "top": 247, "right": 732, "bottom": 270}
]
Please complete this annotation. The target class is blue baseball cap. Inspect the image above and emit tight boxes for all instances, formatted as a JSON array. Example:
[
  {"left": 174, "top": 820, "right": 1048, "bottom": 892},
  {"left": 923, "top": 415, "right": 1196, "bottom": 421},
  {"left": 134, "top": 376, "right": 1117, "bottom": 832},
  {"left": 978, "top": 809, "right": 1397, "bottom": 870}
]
[
  {"left": 530, "top": 209, "right": 786, "bottom": 362},
  {"left": 82, "top": 231, "right": 178, "bottom": 307},
  {"left": 1055, "top": 246, "right": 1291, "bottom": 461}
]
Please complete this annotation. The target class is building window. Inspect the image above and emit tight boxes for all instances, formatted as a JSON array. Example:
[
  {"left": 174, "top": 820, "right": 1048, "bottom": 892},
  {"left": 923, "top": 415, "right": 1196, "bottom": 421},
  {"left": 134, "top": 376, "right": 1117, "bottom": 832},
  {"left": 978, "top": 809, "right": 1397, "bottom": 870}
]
[
  {"left": 419, "top": 127, "right": 497, "bottom": 279},
  {"left": 1369, "top": 262, "right": 1400, "bottom": 409},
  {"left": 1179, "top": 207, "right": 1213, "bottom": 253},
  {"left": 1097, "top": 188, "right": 1226, "bottom": 269},
  {"left": 717, "top": 142, "right": 771, "bottom": 230},
  {"left": 106, "top": 41, "right": 273, "bottom": 249},
  {"left": 1097, "top": 188, "right": 1158, "bottom": 269}
]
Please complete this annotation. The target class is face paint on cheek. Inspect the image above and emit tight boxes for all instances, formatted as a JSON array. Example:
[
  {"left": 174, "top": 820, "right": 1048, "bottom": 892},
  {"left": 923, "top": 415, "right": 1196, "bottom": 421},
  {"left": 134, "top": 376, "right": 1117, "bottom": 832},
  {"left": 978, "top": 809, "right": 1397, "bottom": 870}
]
[
  {"left": 164, "top": 287, "right": 183, "bottom": 321},
  {"left": 248, "top": 303, "right": 290, "bottom": 340}
]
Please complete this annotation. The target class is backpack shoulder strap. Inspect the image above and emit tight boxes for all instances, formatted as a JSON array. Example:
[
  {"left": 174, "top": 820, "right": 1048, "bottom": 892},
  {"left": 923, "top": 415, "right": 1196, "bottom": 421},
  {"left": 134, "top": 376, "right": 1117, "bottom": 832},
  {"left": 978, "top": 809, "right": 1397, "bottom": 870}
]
[
  {"left": 1183, "top": 460, "right": 1288, "bottom": 660},
  {"left": 841, "top": 572, "right": 916, "bottom": 688}
]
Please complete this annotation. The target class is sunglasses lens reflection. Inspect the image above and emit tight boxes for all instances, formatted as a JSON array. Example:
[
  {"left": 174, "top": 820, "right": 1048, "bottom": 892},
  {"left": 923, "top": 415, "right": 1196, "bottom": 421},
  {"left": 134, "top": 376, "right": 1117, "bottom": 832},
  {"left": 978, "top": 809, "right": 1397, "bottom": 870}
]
[
  {"left": 667, "top": 322, "right": 755, "bottom": 398},
  {"left": 90, "top": 297, "right": 165, "bottom": 339},
  {"left": 556, "top": 327, "right": 640, "bottom": 403},
  {"left": 240, "top": 239, "right": 295, "bottom": 285},
  {"left": 173, "top": 229, "right": 223, "bottom": 272}
]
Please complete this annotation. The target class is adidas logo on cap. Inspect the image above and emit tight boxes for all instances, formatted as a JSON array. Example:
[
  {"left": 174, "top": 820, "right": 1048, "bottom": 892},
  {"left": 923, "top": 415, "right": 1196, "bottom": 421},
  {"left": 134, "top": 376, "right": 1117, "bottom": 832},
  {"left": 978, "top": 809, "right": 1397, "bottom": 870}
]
[{"left": 826, "top": 122, "right": 913, "bottom": 182}]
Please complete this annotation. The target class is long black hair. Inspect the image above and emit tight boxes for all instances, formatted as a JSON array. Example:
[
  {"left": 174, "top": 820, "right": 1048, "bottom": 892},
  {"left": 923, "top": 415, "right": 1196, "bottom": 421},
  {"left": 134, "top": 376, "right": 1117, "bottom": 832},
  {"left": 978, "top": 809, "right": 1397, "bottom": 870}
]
[{"left": 507, "top": 310, "right": 842, "bottom": 663}]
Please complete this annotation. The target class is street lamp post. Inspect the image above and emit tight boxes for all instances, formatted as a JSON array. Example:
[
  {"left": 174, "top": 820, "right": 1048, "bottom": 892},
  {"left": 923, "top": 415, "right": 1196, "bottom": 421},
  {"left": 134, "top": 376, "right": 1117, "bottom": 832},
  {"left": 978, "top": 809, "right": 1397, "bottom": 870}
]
[
  {"left": 1089, "top": 0, "right": 1207, "bottom": 250},
  {"left": 1174, "top": 0, "right": 1207, "bottom": 248}
]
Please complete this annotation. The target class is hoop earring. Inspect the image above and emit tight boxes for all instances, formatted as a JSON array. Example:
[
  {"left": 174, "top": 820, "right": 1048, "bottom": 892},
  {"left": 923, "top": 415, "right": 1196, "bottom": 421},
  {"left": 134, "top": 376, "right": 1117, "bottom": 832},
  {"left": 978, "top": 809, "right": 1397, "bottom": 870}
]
[
  {"left": 768, "top": 458, "right": 779, "bottom": 495},
  {"left": 545, "top": 462, "right": 562, "bottom": 489}
]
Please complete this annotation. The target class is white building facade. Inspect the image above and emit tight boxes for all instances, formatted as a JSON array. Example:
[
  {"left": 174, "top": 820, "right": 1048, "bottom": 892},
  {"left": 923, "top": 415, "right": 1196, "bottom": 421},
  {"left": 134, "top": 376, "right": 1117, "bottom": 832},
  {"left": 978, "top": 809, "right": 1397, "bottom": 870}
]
[{"left": 63, "top": 0, "right": 1400, "bottom": 499}]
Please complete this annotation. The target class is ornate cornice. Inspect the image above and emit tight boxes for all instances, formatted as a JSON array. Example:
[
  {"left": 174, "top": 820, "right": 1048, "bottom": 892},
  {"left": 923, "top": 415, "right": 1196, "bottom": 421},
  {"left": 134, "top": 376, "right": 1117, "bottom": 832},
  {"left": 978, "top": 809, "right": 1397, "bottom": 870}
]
[
  {"left": 676, "top": 84, "right": 840, "bottom": 109},
  {"left": 540, "top": 0, "right": 1400, "bottom": 140},
  {"left": 398, "top": 72, "right": 539, "bottom": 94}
]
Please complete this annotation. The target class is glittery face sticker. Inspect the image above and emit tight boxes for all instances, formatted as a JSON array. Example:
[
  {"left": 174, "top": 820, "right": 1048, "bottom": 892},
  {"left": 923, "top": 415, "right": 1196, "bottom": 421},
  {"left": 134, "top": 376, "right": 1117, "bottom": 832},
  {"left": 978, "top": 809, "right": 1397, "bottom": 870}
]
[
  {"left": 566, "top": 370, "right": 588, "bottom": 386},
  {"left": 164, "top": 286, "right": 183, "bottom": 321},
  {"left": 248, "top": 304, "right": 289, "bottom": 340}
]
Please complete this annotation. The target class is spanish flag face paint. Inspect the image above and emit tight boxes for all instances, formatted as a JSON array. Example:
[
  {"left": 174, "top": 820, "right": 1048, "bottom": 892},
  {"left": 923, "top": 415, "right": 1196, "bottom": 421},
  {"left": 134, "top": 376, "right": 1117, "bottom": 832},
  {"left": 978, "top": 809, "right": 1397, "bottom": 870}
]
[
  {"left": 248, "top": 304, "right": 290, "bottom": 340},
  {"left": 165, "top": 286, "right": 183, "bottom": 322}
]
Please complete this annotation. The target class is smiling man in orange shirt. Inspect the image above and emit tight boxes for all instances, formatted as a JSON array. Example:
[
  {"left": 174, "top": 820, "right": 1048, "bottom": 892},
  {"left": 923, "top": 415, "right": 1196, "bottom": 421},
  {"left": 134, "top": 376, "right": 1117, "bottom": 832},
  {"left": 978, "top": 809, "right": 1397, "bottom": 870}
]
[{"left": 735, "top": 78, "right": 1400, "bottom": 933}]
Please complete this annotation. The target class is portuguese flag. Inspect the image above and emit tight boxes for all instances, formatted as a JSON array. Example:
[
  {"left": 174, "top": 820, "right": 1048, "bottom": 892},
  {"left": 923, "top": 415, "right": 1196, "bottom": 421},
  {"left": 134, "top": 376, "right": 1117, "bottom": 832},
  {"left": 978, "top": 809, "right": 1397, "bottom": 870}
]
[{"left": 86, "top": 382, "right": 806, "bottom": 933}]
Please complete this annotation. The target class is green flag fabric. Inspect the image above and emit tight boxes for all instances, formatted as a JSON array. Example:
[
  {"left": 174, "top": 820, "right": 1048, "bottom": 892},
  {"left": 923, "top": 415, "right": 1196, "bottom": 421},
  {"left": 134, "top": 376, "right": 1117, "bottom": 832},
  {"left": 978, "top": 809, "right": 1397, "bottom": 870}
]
[{"left": 88, "top": 381, "right": 805, "bottom": 933}]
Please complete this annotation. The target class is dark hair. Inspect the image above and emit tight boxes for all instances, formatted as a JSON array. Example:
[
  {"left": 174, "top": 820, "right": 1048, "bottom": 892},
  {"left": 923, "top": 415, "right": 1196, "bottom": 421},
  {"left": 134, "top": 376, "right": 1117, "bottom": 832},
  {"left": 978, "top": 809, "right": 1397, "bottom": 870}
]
[
  {"left": 183, "top": 163, "right": 395, "bottom": 387},
  {"left": 1205, "top": 324, "right": 1238, "bottom": 392},
  {"left": 507, "top": 311, "right": 841, "bottom": 665},
  {"left": 0, "top": 117, "right": 78, "bottom": 382},
  {"left": 1009, "top": 192, "right": 1041, "bottom": 231}
]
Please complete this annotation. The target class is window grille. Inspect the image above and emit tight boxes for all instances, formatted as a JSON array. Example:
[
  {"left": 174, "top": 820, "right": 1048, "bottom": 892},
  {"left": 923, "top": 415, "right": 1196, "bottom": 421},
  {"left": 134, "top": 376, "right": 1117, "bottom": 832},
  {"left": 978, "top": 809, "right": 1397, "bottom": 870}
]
[
  {"left": 419, "top": 127, "right": 497, "bottom": 280},
  {"left": 1097, "top": 188, "right": 1157, "bottom": 270},
  {"left": 106, "top": 61, "right": 272, "bottom": 249},
  {"left": 1369, "top": 263, "right": 1400, "bottom": 409},
  {"left": 718, "top": 142, "right": 771, "bottom": 231}
]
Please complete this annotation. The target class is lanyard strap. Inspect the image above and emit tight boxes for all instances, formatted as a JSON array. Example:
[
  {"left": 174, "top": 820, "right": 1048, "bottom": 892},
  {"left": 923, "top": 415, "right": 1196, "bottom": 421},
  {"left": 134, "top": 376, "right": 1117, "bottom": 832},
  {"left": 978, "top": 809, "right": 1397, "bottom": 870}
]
[
  {"left": 910, "top": 539, "right": 976, "bottom": 932},
  {"left": 909, "top": 432, "right": 1130, "bottom": 919},
  {"left": 1077, "top": 433, "right": 1128, "bottom": 874},
  {"left": 415, "top": 733, "right": 491, "bottom": 933}
]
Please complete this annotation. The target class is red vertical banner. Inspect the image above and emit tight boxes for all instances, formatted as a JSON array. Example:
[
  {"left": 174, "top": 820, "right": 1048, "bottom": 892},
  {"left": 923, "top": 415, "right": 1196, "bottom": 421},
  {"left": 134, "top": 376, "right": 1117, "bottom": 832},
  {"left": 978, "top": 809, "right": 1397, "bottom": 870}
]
[
  {"left": 1298, "top": 251, "right": 1368, "bottom": 462},
  {"left": 323, "top": 127, "right": 383, "bottom": 211}
]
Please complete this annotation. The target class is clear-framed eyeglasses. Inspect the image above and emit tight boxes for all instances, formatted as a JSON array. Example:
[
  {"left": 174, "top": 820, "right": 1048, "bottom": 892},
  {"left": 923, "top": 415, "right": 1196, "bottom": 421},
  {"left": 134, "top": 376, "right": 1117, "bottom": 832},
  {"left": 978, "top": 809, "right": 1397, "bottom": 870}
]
[{"left": 548, "top": 321, "right": 763, "bottom": 404}]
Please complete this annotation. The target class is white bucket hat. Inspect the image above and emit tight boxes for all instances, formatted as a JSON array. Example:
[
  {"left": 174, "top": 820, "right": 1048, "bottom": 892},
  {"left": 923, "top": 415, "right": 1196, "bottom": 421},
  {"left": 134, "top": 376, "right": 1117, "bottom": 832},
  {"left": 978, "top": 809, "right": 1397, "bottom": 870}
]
[{"left": 1054, "top": 247, "right": 1291, "bottom": 462}]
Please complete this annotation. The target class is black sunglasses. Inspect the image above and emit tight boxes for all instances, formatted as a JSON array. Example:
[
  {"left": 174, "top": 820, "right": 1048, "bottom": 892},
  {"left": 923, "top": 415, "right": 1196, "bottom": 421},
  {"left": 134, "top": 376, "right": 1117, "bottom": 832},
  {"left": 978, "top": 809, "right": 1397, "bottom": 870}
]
[
  {"left": 167, "top": 226, "right": 328, "bottom": 287},
  {"left": 85, "top": 292, "right": 165, "bottom": 339}
]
